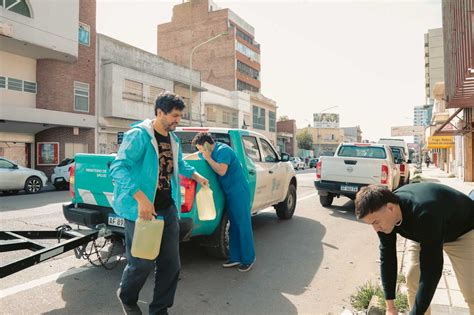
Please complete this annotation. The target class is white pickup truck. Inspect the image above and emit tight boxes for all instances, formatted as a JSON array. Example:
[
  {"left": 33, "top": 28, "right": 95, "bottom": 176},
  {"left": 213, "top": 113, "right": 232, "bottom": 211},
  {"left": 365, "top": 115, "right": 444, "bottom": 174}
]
[{"left": 314, "top": 143, "right": 400, "bottom": 206}]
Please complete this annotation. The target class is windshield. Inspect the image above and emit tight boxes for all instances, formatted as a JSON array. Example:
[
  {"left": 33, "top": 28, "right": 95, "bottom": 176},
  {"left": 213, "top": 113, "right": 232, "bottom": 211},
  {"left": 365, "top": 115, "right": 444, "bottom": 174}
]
[{"left": 338, "top": 145, "right": 387, "bottom": 159}]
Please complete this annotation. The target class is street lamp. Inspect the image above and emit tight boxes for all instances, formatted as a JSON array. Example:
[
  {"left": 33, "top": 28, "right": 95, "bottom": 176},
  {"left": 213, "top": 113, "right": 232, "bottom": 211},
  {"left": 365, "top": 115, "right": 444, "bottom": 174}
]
[
  {"left": 189, "top": 31, "right": 229, "bottom": 126},
  {"left": 315, "top": 105, "right": 338, "bottom": 157}
]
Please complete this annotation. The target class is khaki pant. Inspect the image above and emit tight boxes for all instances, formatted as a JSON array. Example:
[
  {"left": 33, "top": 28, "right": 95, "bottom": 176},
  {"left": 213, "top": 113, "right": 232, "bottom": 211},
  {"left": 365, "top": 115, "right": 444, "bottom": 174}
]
[{"left": 405, "top": 230, "right": 474, "bottom": 314}]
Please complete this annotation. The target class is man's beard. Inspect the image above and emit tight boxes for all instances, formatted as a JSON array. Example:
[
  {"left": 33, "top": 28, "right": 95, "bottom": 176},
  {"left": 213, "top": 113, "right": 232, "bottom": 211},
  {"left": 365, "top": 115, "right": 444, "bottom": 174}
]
[{"left": 163, "top": 118, "right": 177, "bottom": 131}]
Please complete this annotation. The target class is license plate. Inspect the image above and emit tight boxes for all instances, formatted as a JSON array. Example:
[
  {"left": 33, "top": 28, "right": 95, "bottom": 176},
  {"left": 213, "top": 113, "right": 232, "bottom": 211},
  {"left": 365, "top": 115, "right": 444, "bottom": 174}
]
[
  {"left": 341, "top": 185, "right": 358, "bottom": 192},
  {"left": 108, "top": 215, "right": 125, "bottom": 228}
]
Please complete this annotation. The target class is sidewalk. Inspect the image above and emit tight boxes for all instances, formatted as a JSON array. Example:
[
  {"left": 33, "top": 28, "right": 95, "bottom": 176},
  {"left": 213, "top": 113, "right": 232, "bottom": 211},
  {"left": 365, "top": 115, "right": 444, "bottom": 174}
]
[{"left": 398, "top": 166, "right": 473, "bottom": 315}]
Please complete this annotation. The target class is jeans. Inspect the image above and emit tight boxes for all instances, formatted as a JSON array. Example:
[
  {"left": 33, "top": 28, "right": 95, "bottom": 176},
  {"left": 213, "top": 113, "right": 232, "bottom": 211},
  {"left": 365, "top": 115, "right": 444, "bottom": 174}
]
[{"left": 118, "top": 204, "right": 180, "bottom": 315}]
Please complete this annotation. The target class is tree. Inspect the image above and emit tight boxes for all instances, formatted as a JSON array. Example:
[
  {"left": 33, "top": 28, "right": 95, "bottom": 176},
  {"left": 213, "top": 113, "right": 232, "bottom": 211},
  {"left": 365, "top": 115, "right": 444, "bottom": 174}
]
[
  {"left": 297, "top": 129, "right": 313, "bottom": 150},
  {"left": 278, "top": 115, "right": 289, "bottom": 122}
]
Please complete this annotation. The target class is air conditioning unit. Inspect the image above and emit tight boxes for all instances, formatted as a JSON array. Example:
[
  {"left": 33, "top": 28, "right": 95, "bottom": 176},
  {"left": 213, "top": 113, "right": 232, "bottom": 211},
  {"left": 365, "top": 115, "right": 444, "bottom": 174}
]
[{"left": 0, "top": 22, "right": 13, "bottom": 37}]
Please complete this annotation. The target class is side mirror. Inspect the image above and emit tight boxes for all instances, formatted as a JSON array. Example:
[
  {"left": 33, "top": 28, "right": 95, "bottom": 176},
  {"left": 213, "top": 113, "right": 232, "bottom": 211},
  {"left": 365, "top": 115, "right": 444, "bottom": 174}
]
[
  {"left": 407, "top": 159, "right": 412, "bottom": 164},
  {"left": 280, "top": 153, "right": 290, "bottom": 162},
  {"left": 12, "top": 164, "right": 19, "bottom": 169}
]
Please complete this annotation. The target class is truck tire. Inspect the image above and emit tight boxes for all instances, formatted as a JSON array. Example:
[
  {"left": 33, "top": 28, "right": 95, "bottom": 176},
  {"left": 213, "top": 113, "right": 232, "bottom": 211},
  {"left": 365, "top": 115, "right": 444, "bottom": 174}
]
[
  {"left": 320, "top": 194, "right": 333, "bottom": 207},
  {"left": 275, "top": 184, "right": 297, "bottom": 220},
  {"left": 24, "top": 176, "right": 42, "bottom": 194},
  {"left": 203, "top": 212, "right": 229, "bottom": 259}
]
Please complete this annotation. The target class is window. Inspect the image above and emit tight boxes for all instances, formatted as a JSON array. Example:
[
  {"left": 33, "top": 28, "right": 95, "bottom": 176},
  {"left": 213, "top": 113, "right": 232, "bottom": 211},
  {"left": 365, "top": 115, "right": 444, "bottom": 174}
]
[
  {"left": 237, "top": 60, "right": 259, "bottom": 80},
  {"left": 206, "top": 106, "right": 217, "bottom": 122},
  {"left": 237, "top": 79, "right": 258, "bottom": 92},
  {"left": 0, "top": 76, "right": 5, "bottom": 88},
  {"left": 231, "top": 112, "right": 238, "bottom": 128},
  {"left": 222, "top": 111, "right": 231, "bottom": 124},
  {"left": 23, "top": 81, "right": 37, "bottom": 94},
  {"left": 7, "top": 78, "right": 22, "bottom": 91},
  {"left": 236, "top": 42, "right": 259, "bottom": 63},
  {"left": 260, "top": 138, "right": 277, "bottom": 163},
  {"left": 123, "top": 79, "right": 143, "bottom": 102},
  {"left": 37, "top": 142, "right": 59, "bottom": 165},
  {"left": 148, "top": 86, "right": 164, "bottom": 104},
  {"left": 74, "top": 81, "right": 89, "bottom": 112},
  {"left": 252, "top": 106, "right": 265, "bottom": 130},
  {"left": 0, "top": 158, "right": 14, "bottom": 169},
  {"left": 242, "top": 136, "right": 261, "bottom": 162},
  {"left": 338, "top": 145, "right": 387, "bottom": 159},
  {"left": 174, "top": 132, "right": 231, "bottom": 154},
  {"left": 1, "top": 0, "right": 31, "bottom": 17},
  {"left": 269, "top": 111, "right": 276, "bottom": 132},
  {"left": 79, "top": 23, "right": 90, "bottom": 46}
]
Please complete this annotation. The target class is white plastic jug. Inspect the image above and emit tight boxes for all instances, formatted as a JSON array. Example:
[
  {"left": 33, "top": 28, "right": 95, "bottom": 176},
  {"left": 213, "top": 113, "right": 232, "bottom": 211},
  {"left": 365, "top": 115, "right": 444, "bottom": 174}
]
[
  {"left": 196, "top": 186, "right": 216, "bottom": 221},
  {"left": 131, "top": 216, "right": 164, "bottom": 260}
]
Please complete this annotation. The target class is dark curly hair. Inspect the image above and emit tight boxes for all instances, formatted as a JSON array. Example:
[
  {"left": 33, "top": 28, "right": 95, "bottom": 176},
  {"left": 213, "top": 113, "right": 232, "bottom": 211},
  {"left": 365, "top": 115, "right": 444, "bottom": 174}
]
[
  {"left": 155, "top": 91, "right": 185, "bottom": 115},
  {"left": 191, "top": 132, "right": 215, "bottom": 147},
  {"left": 355, "top": 185, "right": 400, "bottom": 219}
]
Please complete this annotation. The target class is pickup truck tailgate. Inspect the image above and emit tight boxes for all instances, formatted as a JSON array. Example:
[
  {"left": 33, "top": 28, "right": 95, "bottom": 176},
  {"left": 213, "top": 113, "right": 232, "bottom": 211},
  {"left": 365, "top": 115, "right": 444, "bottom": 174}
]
[{"left": 320, "top": 156, "right": 383, "bottom": 185}]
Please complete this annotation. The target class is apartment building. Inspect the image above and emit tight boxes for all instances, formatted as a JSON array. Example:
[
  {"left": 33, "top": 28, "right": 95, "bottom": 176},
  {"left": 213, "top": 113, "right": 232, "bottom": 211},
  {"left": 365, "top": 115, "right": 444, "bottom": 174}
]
[
  {"left": 424, "top": 28, "right": 444, "bottom": 105},
  {"left": 0, "top": 0, "right": 96, "bottom": 175},
  {"left": 157, "top": 0, "right": 260, "bottom": 95},
  {"left": 96, "top": 34, "right": 204, "bottom": 153}
]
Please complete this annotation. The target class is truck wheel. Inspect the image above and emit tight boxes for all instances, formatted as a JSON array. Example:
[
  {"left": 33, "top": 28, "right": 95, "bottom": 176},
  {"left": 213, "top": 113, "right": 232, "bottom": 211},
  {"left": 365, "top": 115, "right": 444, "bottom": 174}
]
[
  {"left": 203, "top": 212, "right": 229, "bottom": 259},
  {"left": 275, "top": 184, "right": 297, "bottom": 220},
  {"left": 25, "top": 176, "right": 42, "bottom": 194},
  {"left": 320, "top": 194, "right": 334, "bottom": 207}
]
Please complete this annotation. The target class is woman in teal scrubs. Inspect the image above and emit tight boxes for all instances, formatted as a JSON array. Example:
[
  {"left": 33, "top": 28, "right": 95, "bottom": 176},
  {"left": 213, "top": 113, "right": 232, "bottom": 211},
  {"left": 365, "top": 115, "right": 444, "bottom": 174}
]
[{"left": 192, "top": 132, "right": 256, "bottom": 272}]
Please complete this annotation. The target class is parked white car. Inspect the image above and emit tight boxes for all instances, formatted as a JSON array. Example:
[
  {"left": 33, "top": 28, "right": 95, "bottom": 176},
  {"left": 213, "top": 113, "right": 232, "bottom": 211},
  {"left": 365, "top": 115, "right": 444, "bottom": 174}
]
[
  {"left": 315, "top": 143, "right": 400, "bottom": 206},
  {"left": 0, "top": 157, "right": 48, "bottom": 194},
  {"left": 290, "top": 156, "right": 305, "bottom": 170},
  {"left": 51, "top": 158, "right": 75, "bottom": 190}
]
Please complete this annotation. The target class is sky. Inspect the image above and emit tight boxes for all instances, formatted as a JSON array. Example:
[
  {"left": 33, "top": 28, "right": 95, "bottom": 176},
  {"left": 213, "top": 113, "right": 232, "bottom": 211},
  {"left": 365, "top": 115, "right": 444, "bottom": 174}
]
[{"left": 96, "top": 0, "right": 442, "bottom": 142}]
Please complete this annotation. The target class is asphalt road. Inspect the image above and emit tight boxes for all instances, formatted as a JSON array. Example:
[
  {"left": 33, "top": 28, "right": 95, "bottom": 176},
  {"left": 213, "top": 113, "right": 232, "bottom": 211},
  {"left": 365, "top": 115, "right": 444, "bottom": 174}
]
[{"left": 0, "top": 171, "right": 380, "bottom": 315}]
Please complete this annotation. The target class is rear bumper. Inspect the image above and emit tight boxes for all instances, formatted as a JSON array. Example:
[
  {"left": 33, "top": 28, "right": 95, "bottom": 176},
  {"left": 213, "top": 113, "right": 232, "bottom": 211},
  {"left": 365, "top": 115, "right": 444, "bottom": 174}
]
[
  {"left": 62, "top": 203, "right": 194, "bottom": 241},
  {"left": 314, "top": 180, "right": 369, "bottom": 198}
]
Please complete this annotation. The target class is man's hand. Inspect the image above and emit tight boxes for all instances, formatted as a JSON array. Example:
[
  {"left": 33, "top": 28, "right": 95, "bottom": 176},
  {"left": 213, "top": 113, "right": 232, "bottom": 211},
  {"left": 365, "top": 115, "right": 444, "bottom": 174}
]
[
  {"left": 134, "top": 190, "right": 156, "bottom": 220},
  {"left": 192, "top": 172, "right": 209, "bottom": 187}
]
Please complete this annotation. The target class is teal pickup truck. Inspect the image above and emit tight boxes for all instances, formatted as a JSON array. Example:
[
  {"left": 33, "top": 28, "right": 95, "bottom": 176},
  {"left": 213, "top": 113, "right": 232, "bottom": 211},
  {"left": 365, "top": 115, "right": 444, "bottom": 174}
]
[{"left": 63, "top": 127, "right": 297, "bottom": 258}]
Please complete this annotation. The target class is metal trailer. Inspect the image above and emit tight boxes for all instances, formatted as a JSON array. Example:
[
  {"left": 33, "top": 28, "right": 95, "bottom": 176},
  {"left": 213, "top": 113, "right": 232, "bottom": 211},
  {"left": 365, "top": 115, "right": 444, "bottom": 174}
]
[{"left": 0, "top": 224, "right": 122, "bottom": 278}]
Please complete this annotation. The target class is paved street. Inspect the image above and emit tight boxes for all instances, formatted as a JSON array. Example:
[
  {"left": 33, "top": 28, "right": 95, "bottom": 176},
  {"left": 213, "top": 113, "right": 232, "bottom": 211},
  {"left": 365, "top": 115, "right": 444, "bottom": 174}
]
[{"left": 0, "top": 171, "right": 381, "bottom": 315}]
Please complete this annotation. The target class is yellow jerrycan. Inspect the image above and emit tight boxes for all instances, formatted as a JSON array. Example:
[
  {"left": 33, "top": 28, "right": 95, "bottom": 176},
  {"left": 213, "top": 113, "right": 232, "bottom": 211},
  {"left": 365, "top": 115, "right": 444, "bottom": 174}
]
[
  {"left": 196, "top": 185, "right": 216, "bottom": 221},
  {"left": 131, "top": 216, "right": 164, "bottom": 260}
]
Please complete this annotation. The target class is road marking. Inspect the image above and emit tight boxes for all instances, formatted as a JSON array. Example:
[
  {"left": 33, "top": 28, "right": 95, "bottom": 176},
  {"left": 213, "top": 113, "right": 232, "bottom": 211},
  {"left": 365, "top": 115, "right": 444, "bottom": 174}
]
[
  {"left": 297, "top": 192, "right": 318, "bottom": 202},
  {"left": 0, "top": 267, "right": 91, "bottom": 299}
]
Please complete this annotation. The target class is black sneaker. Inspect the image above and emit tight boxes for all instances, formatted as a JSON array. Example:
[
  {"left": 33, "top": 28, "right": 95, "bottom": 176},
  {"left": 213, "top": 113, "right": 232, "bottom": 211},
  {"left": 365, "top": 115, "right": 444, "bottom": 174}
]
[
  {"left": 116, "top": 288, "right": 142, "bottom": 315},
  {"left": 222, "top": 261, "right": 240, "bottom": 268},
  {"left": 238, "top": 262, "right": 254, "bottom": 272}
]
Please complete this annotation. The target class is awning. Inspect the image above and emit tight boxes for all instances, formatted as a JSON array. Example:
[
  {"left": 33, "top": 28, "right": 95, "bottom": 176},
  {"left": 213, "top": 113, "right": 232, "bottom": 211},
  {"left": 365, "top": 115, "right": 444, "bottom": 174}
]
[{"left": 433, "top": 108, "right": 469, "bottom": 136}]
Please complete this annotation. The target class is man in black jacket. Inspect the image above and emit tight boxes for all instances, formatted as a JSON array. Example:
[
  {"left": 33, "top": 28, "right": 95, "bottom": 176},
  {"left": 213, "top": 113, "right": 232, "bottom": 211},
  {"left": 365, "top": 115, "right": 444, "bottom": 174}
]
[{"left": 355, "top": 183, "right": 473, "bottom": 315}]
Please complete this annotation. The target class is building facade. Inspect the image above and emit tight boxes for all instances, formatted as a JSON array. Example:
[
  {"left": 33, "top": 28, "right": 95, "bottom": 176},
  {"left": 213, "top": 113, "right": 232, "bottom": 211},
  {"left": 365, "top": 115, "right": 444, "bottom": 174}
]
[
  {"left": 424, "top": 28, "right": 444, "bottom": 105},
  {"left": 277, "top": 119, "right": 297, "bottom": 156},
  {"left": 297, "top": 127, "right": 344, "bottom": 157},
  {"left": 342, "top": 126, "right": 363, "bottom": 143},
  {"left": 413, "top": 104, "right": 433, "bottom": 144},
  {"left": 435, "top": 0, "right": 474, "bottom": 182},
  {"left": 96, "top": 34, "right": 204, "bottom": 154},
  {"left": 248, "top": 92, "right": 277, "bottom": 145},
  {"left": 202, "top": 81, "right": 251, "bottom": 130},
  {"left": 157, "top": 0, "right": 260, "bottom": 95},
  {"left": 0, "top": 0, "right": 96, "bottom": 176}
]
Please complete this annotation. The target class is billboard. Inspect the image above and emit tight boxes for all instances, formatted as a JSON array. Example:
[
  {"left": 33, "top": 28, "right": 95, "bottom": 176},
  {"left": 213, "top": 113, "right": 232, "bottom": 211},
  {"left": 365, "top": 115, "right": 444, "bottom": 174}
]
[
  {"left": 391, "top": 126, "right": 424, "bottom": 137},
  {"left": 313, "top": 113, "right": 339, "bottom": 128}
]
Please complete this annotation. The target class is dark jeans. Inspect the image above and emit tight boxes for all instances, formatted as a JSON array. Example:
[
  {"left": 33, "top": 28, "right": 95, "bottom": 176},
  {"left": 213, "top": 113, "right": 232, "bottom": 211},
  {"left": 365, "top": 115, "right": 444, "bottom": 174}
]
[{"left": 118, "top": 204, "right": 180, "bottom": 315}]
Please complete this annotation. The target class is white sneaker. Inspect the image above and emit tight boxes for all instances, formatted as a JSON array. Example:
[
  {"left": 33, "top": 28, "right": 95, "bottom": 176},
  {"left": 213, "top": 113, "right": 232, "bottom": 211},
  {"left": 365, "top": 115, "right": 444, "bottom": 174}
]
[{"left": 222, "top": 261, "right": 240, "bottom": 268}]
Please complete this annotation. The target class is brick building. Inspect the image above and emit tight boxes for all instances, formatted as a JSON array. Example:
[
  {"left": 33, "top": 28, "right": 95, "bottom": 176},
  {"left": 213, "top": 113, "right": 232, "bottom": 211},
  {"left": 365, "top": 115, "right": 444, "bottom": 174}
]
[
  {"left": 157, "top": 0, "right": 260, "bottom": 95},
  {"left": 277, "top": 119, "right": 297, "bottom": 156},
  {"left": 0, "top": 0, "right": 96, "bottom": 176}
]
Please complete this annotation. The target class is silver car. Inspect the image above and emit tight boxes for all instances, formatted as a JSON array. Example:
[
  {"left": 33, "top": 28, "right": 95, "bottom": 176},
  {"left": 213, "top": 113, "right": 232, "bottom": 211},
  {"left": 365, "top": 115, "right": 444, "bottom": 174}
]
[{"left": 0, "top": 157, "right": 48, "bottom": 194}]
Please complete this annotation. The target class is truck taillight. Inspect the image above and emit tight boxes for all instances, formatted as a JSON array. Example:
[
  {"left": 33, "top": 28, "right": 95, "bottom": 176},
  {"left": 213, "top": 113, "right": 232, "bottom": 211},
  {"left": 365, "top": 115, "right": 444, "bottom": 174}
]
[
  {"left": 180, "top": 175, "right": 196, "bottom": 213},
  {"left": 316, "top": 161, "right": 322, "bottom": 180},
  {"left": 69, "top": 165, "right": 75, "bottom": 199},
  {"left": 381, "top": 164, "right": 389, "bottom": 184},
  {"left": 399, "top": 164, "right": 405, "bottom": 173}
]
